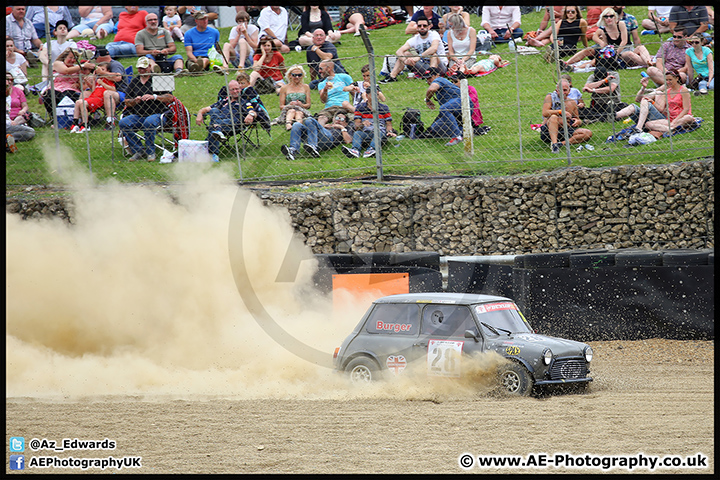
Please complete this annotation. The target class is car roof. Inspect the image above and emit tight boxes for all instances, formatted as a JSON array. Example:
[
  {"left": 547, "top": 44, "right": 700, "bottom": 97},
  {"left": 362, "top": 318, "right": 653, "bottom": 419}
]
[{"left": 373, "top": 292, "right": 512, "bottom": 305}]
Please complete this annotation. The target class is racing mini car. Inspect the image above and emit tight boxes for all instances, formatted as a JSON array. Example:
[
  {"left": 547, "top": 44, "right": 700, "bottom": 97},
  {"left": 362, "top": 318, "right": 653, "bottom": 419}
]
[{"left": 333, "top": 293, "right": 593, "bottom": 395}]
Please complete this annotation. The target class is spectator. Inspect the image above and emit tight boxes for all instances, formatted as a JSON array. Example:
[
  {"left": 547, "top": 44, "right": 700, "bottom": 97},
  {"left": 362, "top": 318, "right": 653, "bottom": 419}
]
[
  {"left": 580, "top": 60, "right": 624, "bottom": 123},
  {"left": 68, "top": 6, "right": 114, "bottom": 40},
  {"left": 560, "top": 8, "right": 629, "bottom": 73},
  {"left": 464, "top": 54, "right": 510, "bottom": 75},
  {"left": 350, "top": 64, "right": 385, "bottom": 109},
  {"left": 40, "top": 48, "right": 83, "bottom": 116},
  {"left": 646, "top": 27, "right": 689, "bottom": 86},
  {"left": 381, "top": 16, "right": 447, "bottom": 83},
  {"left": 422, "top": 67, "right": 471, "bottom": 146},
  {"left": 446, "top": 13, "right": 477, "bottom": 74},
  {"left": 481, "top": 6, "right": 523, "bottom": 45},
  {"left": 222, "top": 10, "right": 259, "bottom": 70},
  {"left": 541, "top": 79, "right": 593, "bottom": 153},
  {"left": 406, "top": 6, "right": 444, "bottom": 35},
  {"left": 162, "top": 6, "right": 184, "bottom": 42},
  {"left": 530, "top": 6, "right": 588, "bottom": 63},
  {"left": 560, "top": 73, "right": 587, "bottom": 112},
  {"left": 183, "top": 10, "right": 220, "bottom": 73},
  {"left": 448, "top": 75, "right": 487, "bottom": 135},
  {"left": 685, "top": 33, "right": 714, "bottom": 94},
  {"left": 280, "top": 110, "right": 354, "bottom": 161},
  {"left": 6, "top": 74, "right": 35, "bottom": 142},
  {"left": 6, "top": 6, "right": 43, "bottom": 68},
  {"left": 338, "top": 7, "right": 374, "bottom": 36},
  {"left": 177, "top": 6, "right": 218, "bottom": 34},
  {"left": 6, "top": 36, "right": 28, "bottom": 85},
  {"left": 94, "top": 47, "right": 129, "bottom": 97},
  {"left": 669, "top": 6, "right": 710, "bottom": 39},
  {"left": 342, "top": 88, "right": 396, "bottom": 158},
  {"left": 306, "top": 29, "right": 348, "bottom": 83},
  {"left": 297, "top": 6, "right": 340, "bottom": 48},
  {"left": 613, "top": 6, "right": 653, "bottom": 67},
  {"left": 615, "top": 75, "right": 671, "bottom": 132},
  {"left": 118, "top": 56, "right": 175, "bottom": 162},
  {"left": 135, "top": 12, "right": 185, "bottom": 75},
  {"left": 250, "top": 37, "right": 286, "bottom": 94},
  {"left": 277, "top": 65, "right": 312, "bottom": 130},
  {"left": 37, "top": 20, "right": 77, "bottom": 85},
  {"left": 641, "top": 6, "right": 673, "bottom": 35},
  {"left": 642, "top": 69, "right": 696, "bottom": 133},
  {"left": 317, "top": 59, "right": 355, "bottom": 112},
  {"left": 105, "top": 6, "right": 149, "bottom": 58},
  {"left": 70, "top": 62, "right": 121, "bottom": 132},
  {"left": 196, "top": 79, "right": 255, "bottom": 161},
  {"left": 441, "top": 6, "right": 470, "bottom": 42},
  {"left": 24, "top": 6, "right": 74, "bottom": 40},
  {"left": 257, "top": 6, "right": 291, "bottom": 54},
  {"left": 532, "top": 6, "right": 566, "bottom": 37},
  {"left": 584, "top": 6, "right": 610, "bottom": 42}
]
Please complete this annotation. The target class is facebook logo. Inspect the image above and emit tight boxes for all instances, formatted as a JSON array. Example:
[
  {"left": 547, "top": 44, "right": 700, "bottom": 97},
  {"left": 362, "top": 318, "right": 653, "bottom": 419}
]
[
  {"left": 10, "top": 436, "right": 25, "bottom": 452},
  {"left": 10, "top": 455, "right": 25, "bottom": 470}
]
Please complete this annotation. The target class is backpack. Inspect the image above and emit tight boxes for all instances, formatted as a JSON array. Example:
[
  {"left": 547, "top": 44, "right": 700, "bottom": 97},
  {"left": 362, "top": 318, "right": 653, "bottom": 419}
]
[{"left": 401, "top": 108, "right": 425, "bottom": 139}]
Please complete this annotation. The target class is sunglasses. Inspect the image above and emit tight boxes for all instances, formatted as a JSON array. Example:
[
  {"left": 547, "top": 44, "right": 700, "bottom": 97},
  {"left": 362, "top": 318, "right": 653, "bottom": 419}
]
[
  {"left": 291, "top": 73, "right": 303, "bottom": 77},
  {"left": 690, "top": 40, "right": 701, "bottom": 45},
  {"left": 673, "top": 35, "right": 685, "bottom": 39},
  {"left": 417, "top": 24, "right": 429, "bottom": 28},
  {"left": 603, "top": 14, "right": 615, "bottom": 19}
]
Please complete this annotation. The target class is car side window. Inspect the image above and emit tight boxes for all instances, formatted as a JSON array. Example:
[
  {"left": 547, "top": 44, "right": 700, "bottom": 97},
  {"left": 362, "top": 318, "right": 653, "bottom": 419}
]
[
  {"left": 364, "top": 303, "right": 420, "bottom": 335},
  {"left": 421, "top": 305, "right": 475, "bottom": 337}
]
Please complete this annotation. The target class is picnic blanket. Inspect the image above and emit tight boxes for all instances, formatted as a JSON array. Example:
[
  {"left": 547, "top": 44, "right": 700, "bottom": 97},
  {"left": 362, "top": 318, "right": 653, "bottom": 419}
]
[{"left": 606, "top": 117, "right": 703, "bottom": 144}]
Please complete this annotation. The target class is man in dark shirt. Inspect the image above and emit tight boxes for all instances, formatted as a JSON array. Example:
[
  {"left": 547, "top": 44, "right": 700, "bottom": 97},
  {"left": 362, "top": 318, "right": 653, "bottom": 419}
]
[
  {"left": 119, "top": 56, "right": 173, "bottom": 161},
  {"left": 306, "top": 28, "right": 347, "bottom": 85},
  {"left": 669, "top": 6, "right": 710, "bottom": 38}
]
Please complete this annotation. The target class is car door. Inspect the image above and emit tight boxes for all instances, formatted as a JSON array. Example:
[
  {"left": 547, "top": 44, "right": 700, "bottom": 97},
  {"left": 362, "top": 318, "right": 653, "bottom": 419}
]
[{"left": 415, "top": 304, "right": 482, "bottom": 378}]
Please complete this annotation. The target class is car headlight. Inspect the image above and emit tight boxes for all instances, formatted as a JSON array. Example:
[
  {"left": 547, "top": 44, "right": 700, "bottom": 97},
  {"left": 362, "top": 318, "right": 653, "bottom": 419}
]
[
  {"left": 542, "top": 348, "right": 553, "bottom": 365},
  {"left": 584, "top": 346, "right": 593, "bottom": 363}
]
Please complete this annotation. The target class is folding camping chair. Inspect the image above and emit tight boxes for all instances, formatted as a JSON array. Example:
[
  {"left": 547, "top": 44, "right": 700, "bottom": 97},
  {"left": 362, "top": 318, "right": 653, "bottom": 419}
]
[
  {"left": 115, "top": 75, "right": 190, "bottom": 161},
  {"left": 203, "top": 110, "right": 271, "bottom": 151}
]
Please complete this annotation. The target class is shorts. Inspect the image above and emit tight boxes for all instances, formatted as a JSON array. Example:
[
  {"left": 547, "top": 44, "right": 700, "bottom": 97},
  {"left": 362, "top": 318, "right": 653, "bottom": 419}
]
[
  {"left": 84, "top": 90, "right": 106, "bottom": 112},
  {"left": 540, "top": 123, "right": 576, "bottom": 143},
  {"left": 629, "top": 102, "right": 665, "bottom": 122}
]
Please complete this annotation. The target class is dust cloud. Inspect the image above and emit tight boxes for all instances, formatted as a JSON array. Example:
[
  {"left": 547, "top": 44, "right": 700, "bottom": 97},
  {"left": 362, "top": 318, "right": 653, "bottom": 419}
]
[{"left": 6, "top": 150, "right": 504, "bottom": 401}]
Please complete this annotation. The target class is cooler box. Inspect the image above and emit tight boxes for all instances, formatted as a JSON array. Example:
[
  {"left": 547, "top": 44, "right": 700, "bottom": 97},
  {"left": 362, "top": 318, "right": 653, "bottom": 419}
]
[
  {"left": 178, "top": 139, "right": 210, "bottom": 162},
  {"left": 56, "top": 96, "right": 75, "bottom": 129}
]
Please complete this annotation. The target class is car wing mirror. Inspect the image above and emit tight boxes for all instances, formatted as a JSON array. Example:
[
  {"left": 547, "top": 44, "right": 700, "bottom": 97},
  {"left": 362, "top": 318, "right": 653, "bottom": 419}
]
[{"left": 464, "top": 329, "right": 480, "bottom": 342}]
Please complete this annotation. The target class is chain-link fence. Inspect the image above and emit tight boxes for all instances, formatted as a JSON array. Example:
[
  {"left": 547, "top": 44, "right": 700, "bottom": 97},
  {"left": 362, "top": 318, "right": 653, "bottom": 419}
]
[{"left": 6, "top": 7, "right": 714, "bottom": 190}]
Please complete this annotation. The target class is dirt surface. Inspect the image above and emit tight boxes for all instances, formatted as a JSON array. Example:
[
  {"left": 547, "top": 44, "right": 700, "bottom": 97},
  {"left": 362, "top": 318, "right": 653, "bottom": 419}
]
[{"left": 6, "top": 339, "right": 713, "bottom": 474}]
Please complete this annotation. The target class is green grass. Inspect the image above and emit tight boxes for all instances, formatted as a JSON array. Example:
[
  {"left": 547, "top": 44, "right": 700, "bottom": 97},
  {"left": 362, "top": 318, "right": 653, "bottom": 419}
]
[{"left": 6, "top": 6, "right": 714, "bottom": 191}]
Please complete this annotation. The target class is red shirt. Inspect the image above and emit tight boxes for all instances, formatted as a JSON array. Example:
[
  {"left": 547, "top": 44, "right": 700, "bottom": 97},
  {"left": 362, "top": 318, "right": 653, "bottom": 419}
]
[
  {"left": 114, "top": 10, "right": 148, "bottom": 44},
  {"left": 252, "top": 52, "right": 285, "bottom": 81}
]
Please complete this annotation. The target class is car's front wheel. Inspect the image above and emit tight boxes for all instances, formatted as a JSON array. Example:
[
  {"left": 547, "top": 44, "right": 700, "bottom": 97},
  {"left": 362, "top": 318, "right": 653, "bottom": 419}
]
[
  {"left": 498, "top": 362, "right": 534, "bottom": 396},
  {"left": 346, "top": 357, "right": 381, "bottom": 384}
]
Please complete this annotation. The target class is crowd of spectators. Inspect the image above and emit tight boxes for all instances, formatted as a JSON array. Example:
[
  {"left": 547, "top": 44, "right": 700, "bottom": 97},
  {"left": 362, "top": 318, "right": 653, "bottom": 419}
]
[{"left": 5, "top": 5, "right": 714, "bottom": 156}]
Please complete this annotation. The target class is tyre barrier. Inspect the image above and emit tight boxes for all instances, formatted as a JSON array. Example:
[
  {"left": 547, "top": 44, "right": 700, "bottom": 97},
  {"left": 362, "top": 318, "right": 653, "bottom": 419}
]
[{"left": 316, "top": 249, "right": 713, "bottom": 341}]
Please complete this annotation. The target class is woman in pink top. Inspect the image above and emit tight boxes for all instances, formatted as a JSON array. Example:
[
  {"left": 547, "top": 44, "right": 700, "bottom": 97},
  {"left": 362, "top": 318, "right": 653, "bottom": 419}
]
[
  {"left": 40, "top": 48, "right": 85, "bottom": 115},
  {"left": 644, "top": 69, "right": 695, "bottom": 133}
]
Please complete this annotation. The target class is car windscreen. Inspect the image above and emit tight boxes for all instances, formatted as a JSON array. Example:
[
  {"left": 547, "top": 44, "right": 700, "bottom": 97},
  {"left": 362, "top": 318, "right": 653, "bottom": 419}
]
[
  {"left": 364, "top": 303, "right": 420, "bottom": 335},
  {"left": 473, "top": 302, "right": 533, "bottom": 336}
]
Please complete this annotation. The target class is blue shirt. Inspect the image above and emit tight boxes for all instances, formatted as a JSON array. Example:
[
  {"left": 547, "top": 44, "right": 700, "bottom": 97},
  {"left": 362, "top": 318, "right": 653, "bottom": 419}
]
[
  {"left": 183, "top": 26, "right": 220, "bottom": 57},
  {"left": 318, "top": 73, "right": 354, "bottom": 107}
]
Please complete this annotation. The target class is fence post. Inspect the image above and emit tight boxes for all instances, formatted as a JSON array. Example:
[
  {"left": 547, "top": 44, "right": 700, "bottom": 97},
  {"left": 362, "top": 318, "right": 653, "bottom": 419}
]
[
  {"left": 460, "top": 78, "right": 474, "bottom": 156},
  {"left": 358, "top": 24, "right": 383, "bottom": 181}
]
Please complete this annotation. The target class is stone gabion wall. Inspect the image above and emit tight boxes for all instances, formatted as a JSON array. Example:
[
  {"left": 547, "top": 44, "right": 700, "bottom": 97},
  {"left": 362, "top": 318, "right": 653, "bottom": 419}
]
[{"left": 6, "top": 160, "right": 714, "bottom": 256}]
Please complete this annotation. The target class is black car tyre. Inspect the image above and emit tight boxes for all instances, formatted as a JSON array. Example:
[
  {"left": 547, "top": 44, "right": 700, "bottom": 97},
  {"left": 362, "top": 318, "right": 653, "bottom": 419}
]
[
  {"left": 497, "top": 362, "right": 534, "bottom": 396},
  {"left": 346, "top": 357, "right": 381, "bottom": 384}
]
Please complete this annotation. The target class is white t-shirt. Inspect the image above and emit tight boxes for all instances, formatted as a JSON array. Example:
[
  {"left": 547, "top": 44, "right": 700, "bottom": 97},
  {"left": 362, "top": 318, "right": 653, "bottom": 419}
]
[
  {"left": 257, "top": 6, "right": 288, "bottom": 43},
  {"left": 228, "top": 23, "right": 260, "bottom": 54},
  {"left": 43, "top": 39, "right": 77, "bottom": 65},
  {"left": 649, "top": 6, "right": 674, "bottom": 20},
  {"left": 407, "top": 30, "right": 448, "bottom": 66}
]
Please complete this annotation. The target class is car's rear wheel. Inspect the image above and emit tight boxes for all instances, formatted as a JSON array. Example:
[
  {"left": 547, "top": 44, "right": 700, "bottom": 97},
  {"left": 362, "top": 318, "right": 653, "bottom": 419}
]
[
  {"left": 346, "top": 357, "right": 380, "bottom": 384},
  {"left": 498, "top": 362, "right": 534, "bottom": 396}
]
